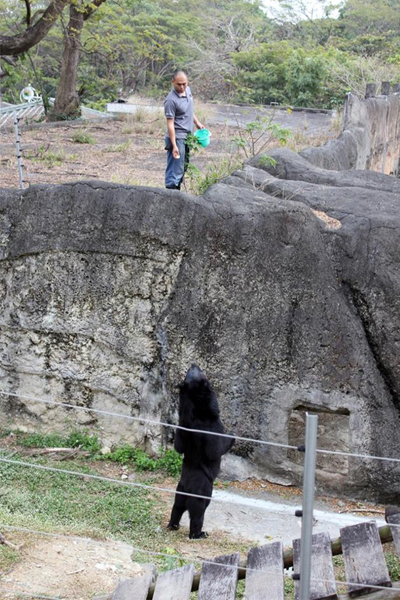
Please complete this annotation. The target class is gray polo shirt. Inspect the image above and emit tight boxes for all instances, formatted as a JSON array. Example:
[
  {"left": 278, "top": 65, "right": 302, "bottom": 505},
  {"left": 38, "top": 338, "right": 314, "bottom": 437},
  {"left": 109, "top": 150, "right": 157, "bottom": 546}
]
[{"left": 164, "top": 86, "right": 194, "bottom": 140}]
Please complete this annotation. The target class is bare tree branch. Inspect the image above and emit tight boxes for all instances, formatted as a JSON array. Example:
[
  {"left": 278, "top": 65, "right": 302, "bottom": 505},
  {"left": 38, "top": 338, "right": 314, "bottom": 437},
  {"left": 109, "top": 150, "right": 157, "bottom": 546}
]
[
  {"left": 23, "top": 0, "right": 32, "bottom": 26},
  {"left": 0, "top": 0, "right": 70, "bottom": 56}
]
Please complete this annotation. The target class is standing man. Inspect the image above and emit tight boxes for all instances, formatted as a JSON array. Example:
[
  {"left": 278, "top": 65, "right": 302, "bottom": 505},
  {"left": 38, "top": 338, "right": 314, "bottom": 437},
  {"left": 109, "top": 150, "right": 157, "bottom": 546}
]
[{"left": 164, "top": 70, "right": 204, "bottom": 190}]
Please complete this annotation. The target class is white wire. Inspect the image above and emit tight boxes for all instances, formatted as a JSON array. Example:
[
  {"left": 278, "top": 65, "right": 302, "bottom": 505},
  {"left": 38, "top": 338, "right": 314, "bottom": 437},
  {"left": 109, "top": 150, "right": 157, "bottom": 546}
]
[
  {"left": 0, "top": 524, "right": 106, "bottom": 544},
  {"left": 4, "top": 388, "right": 400, "bottom": 465},
  {"left": 0, "top": 593, "right": 61, "bottom": 600},
  {"left": 0, "top": 389, "right": 297, "bottom": 451},
  {"left": 315, "top": 446, "right": 400, "bottom": 464},
  {"left": 0, "top": 456, "right": 265, "bottom": 507}
]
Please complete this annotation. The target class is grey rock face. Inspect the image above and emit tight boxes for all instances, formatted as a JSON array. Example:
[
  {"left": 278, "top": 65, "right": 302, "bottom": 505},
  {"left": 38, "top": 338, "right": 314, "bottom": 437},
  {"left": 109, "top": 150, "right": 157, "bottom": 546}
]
[{"left": 0, "top": 176, "right": 399, "bottom": 502}]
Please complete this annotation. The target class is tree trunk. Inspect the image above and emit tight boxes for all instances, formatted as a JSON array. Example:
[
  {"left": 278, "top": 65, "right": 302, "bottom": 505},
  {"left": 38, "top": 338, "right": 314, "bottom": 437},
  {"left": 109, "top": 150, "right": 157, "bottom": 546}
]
[{"left": 48, "top": 2, "right": 84, "bottom": 121}]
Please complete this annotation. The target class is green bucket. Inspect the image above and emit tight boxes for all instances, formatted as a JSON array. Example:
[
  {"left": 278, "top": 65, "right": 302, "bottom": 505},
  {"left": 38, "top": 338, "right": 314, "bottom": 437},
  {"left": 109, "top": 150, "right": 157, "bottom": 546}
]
[{"left": 194, "top": 128, "right": 211, "bottom": 147}]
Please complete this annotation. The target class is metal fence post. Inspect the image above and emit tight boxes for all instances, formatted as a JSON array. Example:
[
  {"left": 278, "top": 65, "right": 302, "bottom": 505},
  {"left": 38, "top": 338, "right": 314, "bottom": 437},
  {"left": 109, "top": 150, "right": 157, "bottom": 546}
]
[
  {"left": 299, "top": 412, "right": 318, "bottom": 600},
  {"left": 13, "top": 111, "right": 24, "bottom": 189}
]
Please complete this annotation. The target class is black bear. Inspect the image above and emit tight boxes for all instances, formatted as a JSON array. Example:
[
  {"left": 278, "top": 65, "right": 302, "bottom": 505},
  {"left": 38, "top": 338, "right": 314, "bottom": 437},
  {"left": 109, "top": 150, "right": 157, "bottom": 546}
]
[{"left": 167, "top": 364, "right": 235, "bottom": 539}]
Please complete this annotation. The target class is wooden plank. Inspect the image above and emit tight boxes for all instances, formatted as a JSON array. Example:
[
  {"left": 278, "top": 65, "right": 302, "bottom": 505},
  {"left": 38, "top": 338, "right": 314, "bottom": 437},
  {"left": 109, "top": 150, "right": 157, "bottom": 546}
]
[
  {"left": 152, "top": 564, "right": 195, "bottom": 600},
  {"left": 340, "top": 521, "right": 391, "bottom": 596},
  {"left": 198, "top": 553, "right": 239, "bottom": 600},
  {"left": 245, "top": 541, "right": 284, "bottom": 600},
  {"left": 112, "top": 567, "right": 154, "bottom": 600},
  {"left": 293, "top": 532, "right": 337, "bottom": 600},
  {"left": 338, "top": 582, "right": 400, "bottom": 600},
  {"left": 385, "top": 510, "right": 400, "bottom": 558}
]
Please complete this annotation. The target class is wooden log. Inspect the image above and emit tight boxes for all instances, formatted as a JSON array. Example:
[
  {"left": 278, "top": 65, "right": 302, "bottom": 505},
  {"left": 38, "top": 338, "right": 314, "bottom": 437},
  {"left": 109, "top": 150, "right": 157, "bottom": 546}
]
[
  {"left": 381, "top": 81, "right": 391, "bottom": 95},
  {"left": 112, "top": 566, "right": 155, "bottom": 600},
  {"left": 293, "top": 532, "right": 337, "bottom": 600},
  {"left": 152, "top": 564, "right": 195, "bottom": 600},
  {"left": 338, "top": 582, "right": 400, "bottom": 600},
  {"left": 0, "top": 532, "right": 20, "bottom": 550},
  {"left": 340, "top": 521, "right": 391, "bottom": 596},
  {"left": 385, "top": 511, "right": 400, "bottom": 558},
  {"left": 198, "top": 553, "right": 239, "bottom": 600},
  {"left": 245, "top": 542, "right": 284, "bottom": 600}
]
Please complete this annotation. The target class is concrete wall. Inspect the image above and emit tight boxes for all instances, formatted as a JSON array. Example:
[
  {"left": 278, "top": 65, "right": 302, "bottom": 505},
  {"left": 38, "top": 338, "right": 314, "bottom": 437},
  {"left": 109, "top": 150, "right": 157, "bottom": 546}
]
[{"left": 300, "top": 92, "right": 400, "bottom": 176}]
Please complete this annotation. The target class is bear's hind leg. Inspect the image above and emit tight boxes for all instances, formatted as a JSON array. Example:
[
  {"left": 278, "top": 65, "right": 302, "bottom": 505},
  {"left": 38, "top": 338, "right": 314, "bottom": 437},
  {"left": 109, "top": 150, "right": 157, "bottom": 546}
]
[
  {"left": 187, "top": 498, "right": 208, "bottom": 539},
  {"left": 167, "top": 482, "right": 187, "bottom": 531}
]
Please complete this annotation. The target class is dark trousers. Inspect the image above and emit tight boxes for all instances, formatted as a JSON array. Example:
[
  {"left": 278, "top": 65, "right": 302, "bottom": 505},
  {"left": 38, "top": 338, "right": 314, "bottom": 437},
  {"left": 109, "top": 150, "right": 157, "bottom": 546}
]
[{"left": 165, "top": 136, "right": 190, "bottom": 190}]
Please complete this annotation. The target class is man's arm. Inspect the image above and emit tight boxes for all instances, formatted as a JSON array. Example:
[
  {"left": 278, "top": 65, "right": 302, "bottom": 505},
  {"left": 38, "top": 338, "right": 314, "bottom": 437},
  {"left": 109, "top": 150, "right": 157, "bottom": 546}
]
[
  {"left": 193, "top": 114, "right": 204, "bottom": 130},
  {"left": 166, "top": 118, "right": 180, "bottom": 158}
]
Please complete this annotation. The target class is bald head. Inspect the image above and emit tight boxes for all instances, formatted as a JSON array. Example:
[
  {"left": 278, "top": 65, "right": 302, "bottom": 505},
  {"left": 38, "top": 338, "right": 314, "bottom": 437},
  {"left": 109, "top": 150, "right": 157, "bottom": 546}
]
[{"left": 172, "top": 70, "right": 188, "bottom": 94}]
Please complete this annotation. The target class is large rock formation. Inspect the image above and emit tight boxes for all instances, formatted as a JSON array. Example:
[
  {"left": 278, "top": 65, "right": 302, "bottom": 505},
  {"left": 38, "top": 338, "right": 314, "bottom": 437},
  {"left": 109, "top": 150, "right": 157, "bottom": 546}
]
[
  {"left": 1, "top": 92, "right": 400, "bottom": 501},
  {"left": 0, "top": 169, "right": 399, "bottom": 502}
]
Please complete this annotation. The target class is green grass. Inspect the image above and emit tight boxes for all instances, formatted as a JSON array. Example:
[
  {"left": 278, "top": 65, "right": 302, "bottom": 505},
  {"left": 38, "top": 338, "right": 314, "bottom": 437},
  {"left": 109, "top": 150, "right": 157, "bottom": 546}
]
[
  {"left": 10, "top": 430, "right": 183, "bottom": 477},
  {"left": 0, "top": 457, "right": 156, "bottom": 541},
  {"left": 25, "top": 145, "right": 72, "bottom": 168},
  {"left": 71, "top": 130, "right": 95, "bottom": 144},
  {"left": 13, "top": 430, "right": 101, "bottom": 453},
  {"left": 0, "top": 545, "right": 19, "bottom": 573},
  {"left": 104, "top": 140, "right": 131, "bottom": 152}
]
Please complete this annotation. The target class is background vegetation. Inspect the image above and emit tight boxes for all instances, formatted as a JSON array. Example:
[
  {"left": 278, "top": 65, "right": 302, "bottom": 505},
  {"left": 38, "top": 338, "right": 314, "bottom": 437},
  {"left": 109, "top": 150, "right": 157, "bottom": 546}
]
[{"left": 1, "top": 0, "right": 400, "bottom": 111}]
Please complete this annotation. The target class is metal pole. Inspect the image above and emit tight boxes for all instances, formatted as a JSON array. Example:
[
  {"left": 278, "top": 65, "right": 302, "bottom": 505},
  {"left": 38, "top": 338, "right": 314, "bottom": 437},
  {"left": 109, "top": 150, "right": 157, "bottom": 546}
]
[
  {"left": 299, "top": 412, "right": 318, "bottom": 600},
  {"left": 13, "top": 111, "right": 24, "bottom": 189}
]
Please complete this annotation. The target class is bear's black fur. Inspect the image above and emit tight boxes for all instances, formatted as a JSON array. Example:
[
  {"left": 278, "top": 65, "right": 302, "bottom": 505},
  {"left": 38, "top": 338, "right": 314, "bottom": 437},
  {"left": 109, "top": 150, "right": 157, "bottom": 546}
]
[{"left": 167, "top": 364, "right": 235, "bottom": 539}]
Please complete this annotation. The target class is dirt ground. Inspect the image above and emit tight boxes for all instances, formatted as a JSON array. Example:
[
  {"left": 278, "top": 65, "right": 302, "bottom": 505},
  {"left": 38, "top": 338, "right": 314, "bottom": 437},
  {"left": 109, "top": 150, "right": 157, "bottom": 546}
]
[{"left": 0, "top": 105, "right": 335, "bottom": 192}]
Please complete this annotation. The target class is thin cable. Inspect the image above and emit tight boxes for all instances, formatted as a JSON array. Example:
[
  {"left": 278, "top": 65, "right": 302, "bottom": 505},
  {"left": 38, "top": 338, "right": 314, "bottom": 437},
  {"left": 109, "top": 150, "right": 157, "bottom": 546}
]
[
  {"left": 0, "top": 524, "right": 109, "bottom": 544},
  {"left": 0, "top": 591, "right": 60, "bottom": 600},
  {"left": 0, "top": 456, "right": 270, "bottom": 507},
  {"left": 315, "top": 446, "right": 400, "bottom": 464},
  {"left": 2, "top": 388, "right": 400, "bottom": 465},
  {"left": 0, "top": 389, "right": 297, "bottom": 451}
]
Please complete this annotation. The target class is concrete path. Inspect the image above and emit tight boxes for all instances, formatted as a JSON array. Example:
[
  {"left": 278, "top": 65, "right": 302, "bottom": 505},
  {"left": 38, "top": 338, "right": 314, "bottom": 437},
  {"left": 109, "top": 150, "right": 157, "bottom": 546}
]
[
  {"left": 179, "top": 489, "right": 385, "bottom": 546},
  {"left": 208, "top": 103, "right": 336, "bottom": 134}
]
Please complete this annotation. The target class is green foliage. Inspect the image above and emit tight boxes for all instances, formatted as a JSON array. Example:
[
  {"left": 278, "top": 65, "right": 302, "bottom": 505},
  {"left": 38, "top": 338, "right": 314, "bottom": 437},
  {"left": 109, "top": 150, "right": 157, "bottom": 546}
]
[
  {"left": 284, "top": 577, "right": 295, "bottom": 598},
  {"left": 2, "top": 0, "right": 400, "bottom": 112},
  {"left": 104, "top": 445, "right": 183, "bottom": 477},
  {"left": 231, "top": 114, "right": 292, "bottom": 158},
  {"left": 386, "top": 551, "right": 400, "bottom": 580},
  {"left": 160, "top": 546, "right": 186, "bottom": 571},
  {"left": 156, "top": 448, "right": 183, "bottom": 477}
]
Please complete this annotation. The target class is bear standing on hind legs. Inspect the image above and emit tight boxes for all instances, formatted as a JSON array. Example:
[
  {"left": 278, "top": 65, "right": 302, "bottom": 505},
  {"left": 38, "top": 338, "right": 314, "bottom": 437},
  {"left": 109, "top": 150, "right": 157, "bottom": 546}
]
[{"left": 167, "top": 364, "right": 235, "bottom": 539}]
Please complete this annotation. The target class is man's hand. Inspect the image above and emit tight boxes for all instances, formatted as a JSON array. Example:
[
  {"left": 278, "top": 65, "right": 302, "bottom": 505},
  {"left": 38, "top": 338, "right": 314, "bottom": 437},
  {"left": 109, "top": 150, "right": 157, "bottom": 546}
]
[
  {"left": 196, "top": 122, "right": 204, "bottom": 129},
  {"left": 172, "top": 145, "right": 180, "bottom": 159}
]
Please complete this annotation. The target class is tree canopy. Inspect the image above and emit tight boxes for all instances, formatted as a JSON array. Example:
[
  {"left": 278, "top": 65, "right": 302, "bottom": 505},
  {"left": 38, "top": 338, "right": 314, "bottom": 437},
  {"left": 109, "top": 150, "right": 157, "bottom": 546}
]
[{"left": 1, "top": 0, "right": 399, "bottom": 110}]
